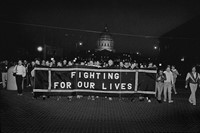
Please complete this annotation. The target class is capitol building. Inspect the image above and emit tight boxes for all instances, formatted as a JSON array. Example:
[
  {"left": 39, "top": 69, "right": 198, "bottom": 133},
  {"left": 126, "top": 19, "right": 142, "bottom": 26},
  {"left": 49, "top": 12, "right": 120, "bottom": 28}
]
[{"left": 96, "top": 26, "right": 115, "bottom": 52}]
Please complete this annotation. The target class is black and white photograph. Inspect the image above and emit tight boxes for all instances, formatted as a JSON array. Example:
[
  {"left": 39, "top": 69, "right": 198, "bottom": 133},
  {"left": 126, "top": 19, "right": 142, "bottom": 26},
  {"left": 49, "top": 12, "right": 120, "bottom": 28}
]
[{"left": 0, "top": 0, "right": 200, "bottom": 132}]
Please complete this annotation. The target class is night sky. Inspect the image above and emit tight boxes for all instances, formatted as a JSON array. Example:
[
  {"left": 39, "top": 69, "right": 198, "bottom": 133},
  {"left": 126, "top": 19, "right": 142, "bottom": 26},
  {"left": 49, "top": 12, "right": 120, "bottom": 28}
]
[{"left": 0, "top": 0, "right": 200, "bottom": 60}]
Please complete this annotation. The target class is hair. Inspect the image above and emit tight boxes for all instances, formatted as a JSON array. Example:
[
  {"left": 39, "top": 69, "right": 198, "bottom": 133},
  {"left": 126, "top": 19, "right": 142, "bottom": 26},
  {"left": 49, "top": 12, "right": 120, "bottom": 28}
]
[
  {"left": 166, "top": 65, "right": 170, "bottom": 69},
  {"left": 191, "top": 66, "right": 196, "bottom": 70}
]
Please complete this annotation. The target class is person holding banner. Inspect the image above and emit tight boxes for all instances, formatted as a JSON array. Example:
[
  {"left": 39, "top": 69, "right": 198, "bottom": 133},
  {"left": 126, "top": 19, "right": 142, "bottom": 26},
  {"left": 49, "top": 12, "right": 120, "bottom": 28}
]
[
  {"left": 106, "top": 59, "right": 115, "bottom": 101},
  {"left": 156, "top": 69, "right": 166, "bottom": 103},
  {"left": 163, "top": 65, "right": 174, "bottom": 103},
  {"left": 185, "top": 66, "right": 200, "bottom": 106},
  {"left": 13, "top": 60, "right": 26, "bottom": 96}
]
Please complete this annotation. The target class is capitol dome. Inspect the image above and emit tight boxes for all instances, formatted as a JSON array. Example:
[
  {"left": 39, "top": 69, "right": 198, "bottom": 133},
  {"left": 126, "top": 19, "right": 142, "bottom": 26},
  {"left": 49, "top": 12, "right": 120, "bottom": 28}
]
[{"left": 96, "top": 26, "right": 115, "bottom": 52}]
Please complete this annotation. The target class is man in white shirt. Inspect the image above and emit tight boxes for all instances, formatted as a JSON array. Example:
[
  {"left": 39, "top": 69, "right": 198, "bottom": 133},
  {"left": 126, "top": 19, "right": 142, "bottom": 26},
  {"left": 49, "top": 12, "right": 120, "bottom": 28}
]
[
  {"left": 13, "top": 60, "right": 26, "bottom": 96},
  {"left": 163, "top": 65, "right": 174, "bottom": 103}
]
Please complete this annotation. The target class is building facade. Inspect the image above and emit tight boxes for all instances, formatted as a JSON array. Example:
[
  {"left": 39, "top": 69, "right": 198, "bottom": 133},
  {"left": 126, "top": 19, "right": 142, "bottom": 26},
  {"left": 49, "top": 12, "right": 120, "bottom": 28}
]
[{"left": 96, "top": 26, "right": 115, "bottom": 52}]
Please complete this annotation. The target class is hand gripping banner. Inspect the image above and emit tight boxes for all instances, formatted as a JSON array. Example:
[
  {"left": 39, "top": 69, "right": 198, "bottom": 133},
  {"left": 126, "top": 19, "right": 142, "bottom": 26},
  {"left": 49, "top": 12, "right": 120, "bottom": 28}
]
[{"left": 33, "top": 66, "right": 156, "bottom": 97}]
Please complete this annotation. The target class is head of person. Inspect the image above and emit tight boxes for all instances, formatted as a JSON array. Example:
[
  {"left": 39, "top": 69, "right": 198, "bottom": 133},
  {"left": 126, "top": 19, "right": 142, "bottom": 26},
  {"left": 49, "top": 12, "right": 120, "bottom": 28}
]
[
  {"left": 35, "top": 59, "right": 40, "bottom": 65},
  {"left": 18, "top": 60, "right": 23, "bottom": 66},
  {"left": 192, "top": 66, "right": 196, "bottom": 73},
  {"left": 31, "top": 61, "right": 35, "bottom": 66},
  {"left": 159, "top": 69, "right": 164, "bottom": 75},
  {"left": 68, "top": 61, "right": 73, "bottom": 66},
  {"left": 171, "top": 65, "right": 175, "bottom": 70},
  {"left": 49, "top": 62, "right": 53, "bottom": 67},
  {"left": 24, "top": 60, "right": 27, "bottom": 64},
  {"left": 45, "top": 60, "right": 50, "bottom": 67},
  {"left": 166, "top": 65, "right": 171, "bottom": 72},
  {"left": 57, "top": 61, "right": 62, "bottom": 67},
  {"left": 124, "top": 62, "right": 130, "bottom": 68},
  {"left": 108, "top": 59, "right": 113, "bottom": 66},
  {"left": 96, "top": 61, "right": 100, "bottom": 66},
  {"left": 119, "top": 62, "right": 124, "bottom": 68},
  {"left": 130, "top": 63, "right": 136, "bottom": 69},
  {"left": 148, "top": 62, "right": 153, "bottom": 68},
  {"left": 88, "top": 60, "right": 94, "bottom": 66},
  {"left": 80, "top": 62, "right": 85, "bottom": 65},
  {"left": 41, "top": 60, "right": 46, "bottom": 66},
  {"left": 63, "top": 60, "right": 67, "bottom": 65}
]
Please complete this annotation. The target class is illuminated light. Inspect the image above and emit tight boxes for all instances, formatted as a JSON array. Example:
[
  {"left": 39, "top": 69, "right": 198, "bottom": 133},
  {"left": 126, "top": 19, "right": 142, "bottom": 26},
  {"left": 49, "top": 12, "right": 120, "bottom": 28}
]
[
  {"left": 79, "top": 42, "right": 83, "bottom": 46},
  {"left": 154, "top": 46, "right": 158, "bottom": 50},
  {"left": 136, "top": 52, "right": 139, "bottom": 55},
  {"left": 159, "top": 63, "right": 162, "bottom": 66},
  {"left": 51, "top": 58, "right": 54, "bottom": 61},
  {"left": 37, "top": 46, "right": 43, "bottom": 52},
  {"left": 181, "top": 57, "right": 185, "bottom": 62}
]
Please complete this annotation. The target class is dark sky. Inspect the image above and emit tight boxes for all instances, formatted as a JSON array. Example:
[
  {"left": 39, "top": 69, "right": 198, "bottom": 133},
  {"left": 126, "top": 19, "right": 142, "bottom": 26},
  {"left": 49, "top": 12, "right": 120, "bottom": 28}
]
[{"left": 0, "top": 0, "right": 200, "bottom": 60}]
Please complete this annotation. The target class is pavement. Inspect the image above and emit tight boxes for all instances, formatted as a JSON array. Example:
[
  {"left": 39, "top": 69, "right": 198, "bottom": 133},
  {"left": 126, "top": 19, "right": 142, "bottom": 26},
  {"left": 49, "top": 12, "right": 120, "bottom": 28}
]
[{"left": 1, "top": 86, "right": 200, "bottom": 133}]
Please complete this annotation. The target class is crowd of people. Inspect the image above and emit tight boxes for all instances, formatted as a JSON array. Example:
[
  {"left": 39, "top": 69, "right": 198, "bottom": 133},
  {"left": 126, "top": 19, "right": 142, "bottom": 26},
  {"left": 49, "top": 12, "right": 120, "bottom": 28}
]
[{"left": 0, "top": 57, "right": 199, "bottom": 105}]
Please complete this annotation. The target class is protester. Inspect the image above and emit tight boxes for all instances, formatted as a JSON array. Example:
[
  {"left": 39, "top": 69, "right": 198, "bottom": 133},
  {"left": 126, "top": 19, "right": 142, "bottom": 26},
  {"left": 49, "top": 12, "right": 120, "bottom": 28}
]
[
  {"left": 185, "top": 66, "right": 200, "bottom": 106},
  {"left": 57, "top": 61, "right": 63, "bottom": 67},
  {"left": 123, "top": 61, "right": 130, "bottom": 69},
  {"left": 63, "top": 59, "right": 67, "bottom": 67},
  {"left": 106, "top": 59, "right": 115, "bottom": 100},
  {"left": 23, "top": 60, "right": 29, "bottom": 87},
  {"left": 28, "top": 61, "right": 36, "bottom": 88},
  {"left": 13, "top": 60, "right": 26, "bottom": 96},
  {"left": 171, "top": 65, "right": 179, "bottom": 94},
  {"left": 1, "top": 60, "right": 9, "bottom": 89},
  {"left": 41, "top": 60, "right": 46, "bottom": 66},
  {"left": 156, "top": 69, "right": 166, "bottom": 103},
  {"left": 163, "top": 65, "right": 174, "bottom": 103},
  {"left": 45, "top": 60, "right": 50, "bottom": 67}
]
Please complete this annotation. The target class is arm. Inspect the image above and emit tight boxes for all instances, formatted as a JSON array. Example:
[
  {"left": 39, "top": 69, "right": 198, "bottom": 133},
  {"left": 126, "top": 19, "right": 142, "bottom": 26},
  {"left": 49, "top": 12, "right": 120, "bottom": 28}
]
[
  {"left": 171, "top": 72, "right": 174, "bottom": 84},
  {"left": 156, "top": 74, "right": 160, "bottom": 82},
  {"left": 162, "top": 73, "right": 166, "bottom": 81},
  {"left": 31, "top": 68, "right": 35, "bottom": 77},
  {"left": 176, "top": 70, "right": 180, "bottom": 75},
  {"left": 13, "top": 65, "right": 17, "bottom": 73},
  {"left": 185, "top": 73, "right": 190, "bottom": 88},
  {"left": 22, "top": 66, "right": 26, "bottom": 77}
]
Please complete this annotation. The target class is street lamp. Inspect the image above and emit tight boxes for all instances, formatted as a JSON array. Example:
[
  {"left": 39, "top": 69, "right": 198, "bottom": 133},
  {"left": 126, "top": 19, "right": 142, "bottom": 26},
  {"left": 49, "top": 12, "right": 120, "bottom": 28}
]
[
  {"left": 181, "top": 57, "right": 185, "bottom": 62},
  {"left": 154, "top": 46, "right": 158, "bottom": 50},
  {"left": 79, "top": 41, "right": 83, "bottom": 46},
  {"left": 37, "top": 46, "right": 43, "bottom": 52}
]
